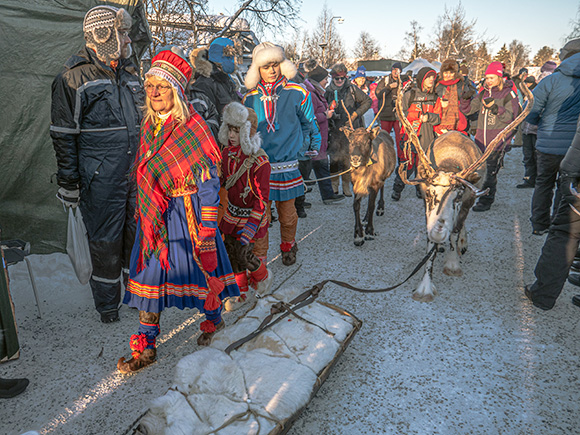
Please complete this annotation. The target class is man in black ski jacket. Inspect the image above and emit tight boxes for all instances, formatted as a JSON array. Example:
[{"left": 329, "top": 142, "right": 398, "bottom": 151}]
[
  {"left": 50, "top": 6, "right": 143, "bottom": 323},
  {"left": 525, "top": 110, "right": 580, "bottom": 310}
]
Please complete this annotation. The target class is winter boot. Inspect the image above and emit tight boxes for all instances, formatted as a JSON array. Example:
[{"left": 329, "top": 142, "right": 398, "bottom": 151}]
[
  {"left": 342, "top": 172, "right": 352, "bottom": 197},
  {"left": 281, "top": 241, "right": 298, "bottom": 266},
  {"left": 117, "top": 318, "right": 160, "bottom": 374},
  {"left": 197, "top": 317, "right": 225, "bottom": 346},
  {"left": 0, "top": 377, "right": 29, "bottom": 398},
  {"left": 224, "top": 272, "right": 250, "bottom": 311},
  {"left": 249, "top": 260, "right": 273, "bottom": 296},
  {"left": 472, "top": 201, "right": 492, "bottom": 212},
  {"left": 117, "top": 334, "right": 158, "bottom": 373}
]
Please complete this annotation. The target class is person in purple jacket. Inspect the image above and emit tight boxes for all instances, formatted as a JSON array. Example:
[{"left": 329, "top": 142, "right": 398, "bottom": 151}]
[
  {"left": 461, "top": 61, "right": 520, "bottom": 212},
  {"left": 303, "top": 60, "right": 346, "bottom": 205}
]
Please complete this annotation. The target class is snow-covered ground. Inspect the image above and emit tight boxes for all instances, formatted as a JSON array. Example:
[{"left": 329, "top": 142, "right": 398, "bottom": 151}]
[{"left": 2, "top": 149, "right": 579, "bottom": 435}]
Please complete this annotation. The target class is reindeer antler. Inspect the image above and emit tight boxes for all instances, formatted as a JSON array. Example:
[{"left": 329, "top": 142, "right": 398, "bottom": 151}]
[
  {"left": 395, "top": 81, "right": 435, "bottom": 181},
  {"left": 397, "top": 162, "right": 427, "bottom": 186},
  {"left": 341, "top": 100, "right": 355, "bottom": 130},
  {"left": 459, "top": 82, "right": 534, "bottom": 178},
  {"left": 366, "top": 94, "right": 386, "bottom": 132}
]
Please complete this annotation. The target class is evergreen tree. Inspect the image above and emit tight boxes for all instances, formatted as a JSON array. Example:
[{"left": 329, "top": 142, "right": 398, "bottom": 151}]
[
  {"left": 533, "top": 46, "right": 557, "bottom": 66},
  {"left": 493, "top": 44, "right": 511, "bottom": 70}
]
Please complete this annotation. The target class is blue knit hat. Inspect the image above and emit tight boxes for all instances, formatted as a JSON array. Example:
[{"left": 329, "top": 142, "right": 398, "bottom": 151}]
[
  {"left": 208, "top": 37, "right": 235, "bottom": 74},
  {"left": 353, "top": 65, "right": 366, "bottom": 80}
]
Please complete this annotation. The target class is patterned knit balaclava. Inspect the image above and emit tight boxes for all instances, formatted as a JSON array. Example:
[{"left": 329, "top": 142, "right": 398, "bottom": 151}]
[{"left": 83, "top": 6, "right": 132, "bottom": 64}]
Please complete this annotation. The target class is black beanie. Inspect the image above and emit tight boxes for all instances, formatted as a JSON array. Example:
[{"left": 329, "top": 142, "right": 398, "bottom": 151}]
[
  {"left": 392, "top": 62, "right": 402, "bottom": 71},
  {"left": 308, "top": 65, "right": 328, "bottom": 83}
]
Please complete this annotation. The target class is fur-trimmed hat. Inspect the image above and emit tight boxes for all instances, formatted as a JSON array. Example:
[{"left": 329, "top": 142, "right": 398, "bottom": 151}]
[
  {"left": 303, "top": 58, "right": 319, "bottom": 73},
  {"left": 244, "top": 42, "right": 297, "bottom": 90},
  {"left": 218, "top": 102, "right": 262, "bottom": 155},
  {"left": 83, "top": 6, "right": 132, "bottom": 64},
  {"left": 441, "top": 59, "right": 459, "bottom": 74},
  {"left": 189, "top": 47, "right": 212, "bottom": 79}
]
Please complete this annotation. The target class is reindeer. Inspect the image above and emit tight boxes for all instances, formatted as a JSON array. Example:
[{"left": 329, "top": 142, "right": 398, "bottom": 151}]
[
  {"left": 341, "top": 100, "right": 396, "bottom": 246},
  {"left": 395, "top": 82, "right": 534, "bottom": 301}
]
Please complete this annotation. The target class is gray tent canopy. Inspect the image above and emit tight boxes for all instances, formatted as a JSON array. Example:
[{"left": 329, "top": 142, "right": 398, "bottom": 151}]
[{"left": 0, "top": 0, "right": 151, "bottom": 253}]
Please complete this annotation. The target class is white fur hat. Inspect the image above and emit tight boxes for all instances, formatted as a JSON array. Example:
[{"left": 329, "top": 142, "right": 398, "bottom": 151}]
[
  {"left": 244, "top": 42, "right": 297, "bottom": 90},
  {"left": 219, "top": 102, "right": 262, "bottom": 155}
]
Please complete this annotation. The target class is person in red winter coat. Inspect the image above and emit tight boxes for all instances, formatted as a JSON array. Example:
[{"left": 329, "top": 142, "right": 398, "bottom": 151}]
[
  {"left": 219, "top": 103, "right": 273, "bottom": 311},
  {"left": 392, "top": 67, "right": 442, "bottom": 201}
]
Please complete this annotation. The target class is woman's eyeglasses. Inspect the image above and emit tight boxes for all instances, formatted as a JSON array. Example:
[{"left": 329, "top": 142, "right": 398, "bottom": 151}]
[
  {"left": 334, "top": 76, "right": 346, "bottom": 82},
  {"left": 144, "top": 84, "right": 172, "bottom": 95}
]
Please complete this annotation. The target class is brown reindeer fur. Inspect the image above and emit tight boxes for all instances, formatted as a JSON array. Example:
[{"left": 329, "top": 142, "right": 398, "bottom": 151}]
[
  {"left": 349, "top": 128, "right": 396, "bottom": 196},
  {"left": 426, "top": 131, "right": 485, "bottom": 182},
  {"left": 341, "top": 126, "right": 396, "bottom": 245}
]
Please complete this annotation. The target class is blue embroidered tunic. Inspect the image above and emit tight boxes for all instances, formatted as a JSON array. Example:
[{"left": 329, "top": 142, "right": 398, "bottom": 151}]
[{"left": 243, "top": 76, "right": 315, "bottom": 201}]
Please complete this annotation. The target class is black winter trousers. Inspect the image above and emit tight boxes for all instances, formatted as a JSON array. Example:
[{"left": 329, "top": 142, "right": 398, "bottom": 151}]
[
  {"left": 529, "top": 176, "right": 580, "bottom": 309},
  {"left": 81, "top": 184, "right": 136, "bottom": 314},
  {"left": 530, "top": 151, "right": 563, "bottom": 232},
  {"left": 476, "top": 150, "right": 503, "bottom": 206},
  {"left": 299, "top": 158, "right": 335, "bottom": 200},
  {"left": 521, "top": 134, "right": 537, "bottom": 184}
]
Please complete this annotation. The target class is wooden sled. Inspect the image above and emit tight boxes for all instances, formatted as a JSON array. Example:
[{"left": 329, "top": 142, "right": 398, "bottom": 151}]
[{"left": 129, "top": 285, "right": 362, "bottom": 435}]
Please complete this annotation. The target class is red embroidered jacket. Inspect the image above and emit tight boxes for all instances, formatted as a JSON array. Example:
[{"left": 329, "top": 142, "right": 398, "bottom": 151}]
[{"left": 219, "top": 145, "right": 271, "bottom": 241}]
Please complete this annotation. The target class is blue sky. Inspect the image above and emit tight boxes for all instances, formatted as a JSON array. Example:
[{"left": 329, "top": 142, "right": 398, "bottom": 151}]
[{"left": 207, "top": 0, "right": 577, "bottom": 58}]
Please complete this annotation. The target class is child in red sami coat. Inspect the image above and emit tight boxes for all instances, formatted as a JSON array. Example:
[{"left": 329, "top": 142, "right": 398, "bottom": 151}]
[{"left": 219, "top": 102, "right": 272, "bottom": 311}]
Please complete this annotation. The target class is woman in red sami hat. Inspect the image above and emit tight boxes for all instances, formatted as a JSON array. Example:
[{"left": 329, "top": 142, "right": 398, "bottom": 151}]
[{"left": 118, "top": 47, "right": 239, "bottom": 373}]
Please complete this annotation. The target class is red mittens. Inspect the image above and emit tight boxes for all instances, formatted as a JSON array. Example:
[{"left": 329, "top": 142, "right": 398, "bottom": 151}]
[{"left": 198, "top": 226, "right": 217, "bottom": 272}]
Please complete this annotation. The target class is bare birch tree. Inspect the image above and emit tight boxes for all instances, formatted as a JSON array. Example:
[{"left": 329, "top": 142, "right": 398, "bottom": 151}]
[
  {"left": 303, "top": 4, "right": 346, "bottom": 68},
  {"left": 568, "top": 3, "right": 580, "bottom": 40},
  {"left": 431, "top": 2, "right": 478, "bottom": 63},
  {"left": 144, "top": 0, "right": 210, "bottom": 54},
  {"left": 281, "top": 30, "right": 308, "bottom": 62},
  {"left": 398, "top": 20, "right": 425, "bottom": 61},
  {"left": 505, "top": 40, "right": 530, "bottom": 76}
]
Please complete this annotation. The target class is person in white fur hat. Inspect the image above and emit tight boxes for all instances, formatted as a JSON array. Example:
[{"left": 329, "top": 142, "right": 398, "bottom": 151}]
[
  {"left": 218, "top": 103, "right": 273, "bottom": 310},
  {"left": 243, "top": 42, "right": 316, "bottom": 266}
]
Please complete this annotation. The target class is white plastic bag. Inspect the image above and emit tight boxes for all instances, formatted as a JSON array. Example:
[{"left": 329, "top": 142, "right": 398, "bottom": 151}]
[
  {"left": 363, "top": 108, "right": 376, "bottom": 128},
  {"left": 66, "top": 207, "right": 92, "bottom": 285}
]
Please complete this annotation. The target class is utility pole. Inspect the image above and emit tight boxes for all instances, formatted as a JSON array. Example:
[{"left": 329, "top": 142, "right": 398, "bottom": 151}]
[{"left": 319, "top": 15, "right": 343, "bottom": 68}]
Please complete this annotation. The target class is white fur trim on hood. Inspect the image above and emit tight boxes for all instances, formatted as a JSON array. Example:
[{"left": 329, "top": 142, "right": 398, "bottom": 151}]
[
  {"left": 244, "top": 42, "right": 297, "bottom": 90},
  {"left": 219, "top": 102, "right": 262, "bottom": 155}
]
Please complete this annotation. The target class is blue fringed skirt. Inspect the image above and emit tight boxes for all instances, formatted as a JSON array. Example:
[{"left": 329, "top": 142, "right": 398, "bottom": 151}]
[{"left": 123, "top": 195, "right": 239, "bottom": 314}]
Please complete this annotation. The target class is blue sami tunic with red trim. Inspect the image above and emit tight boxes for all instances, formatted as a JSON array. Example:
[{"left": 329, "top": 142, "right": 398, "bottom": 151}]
[{"left": 243, "top": 77, "right": 315, "bottom": 202}]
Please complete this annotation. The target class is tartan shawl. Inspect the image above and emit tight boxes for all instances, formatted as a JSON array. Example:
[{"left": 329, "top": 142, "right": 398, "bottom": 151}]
[{"left": 136, "top": 106, "right": 221, "bottom": 271}]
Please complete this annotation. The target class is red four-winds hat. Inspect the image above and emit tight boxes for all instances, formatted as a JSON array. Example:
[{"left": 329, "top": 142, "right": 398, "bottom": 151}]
[{"left": 147, "top": 49, "right": 192, "bottom": 98}]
